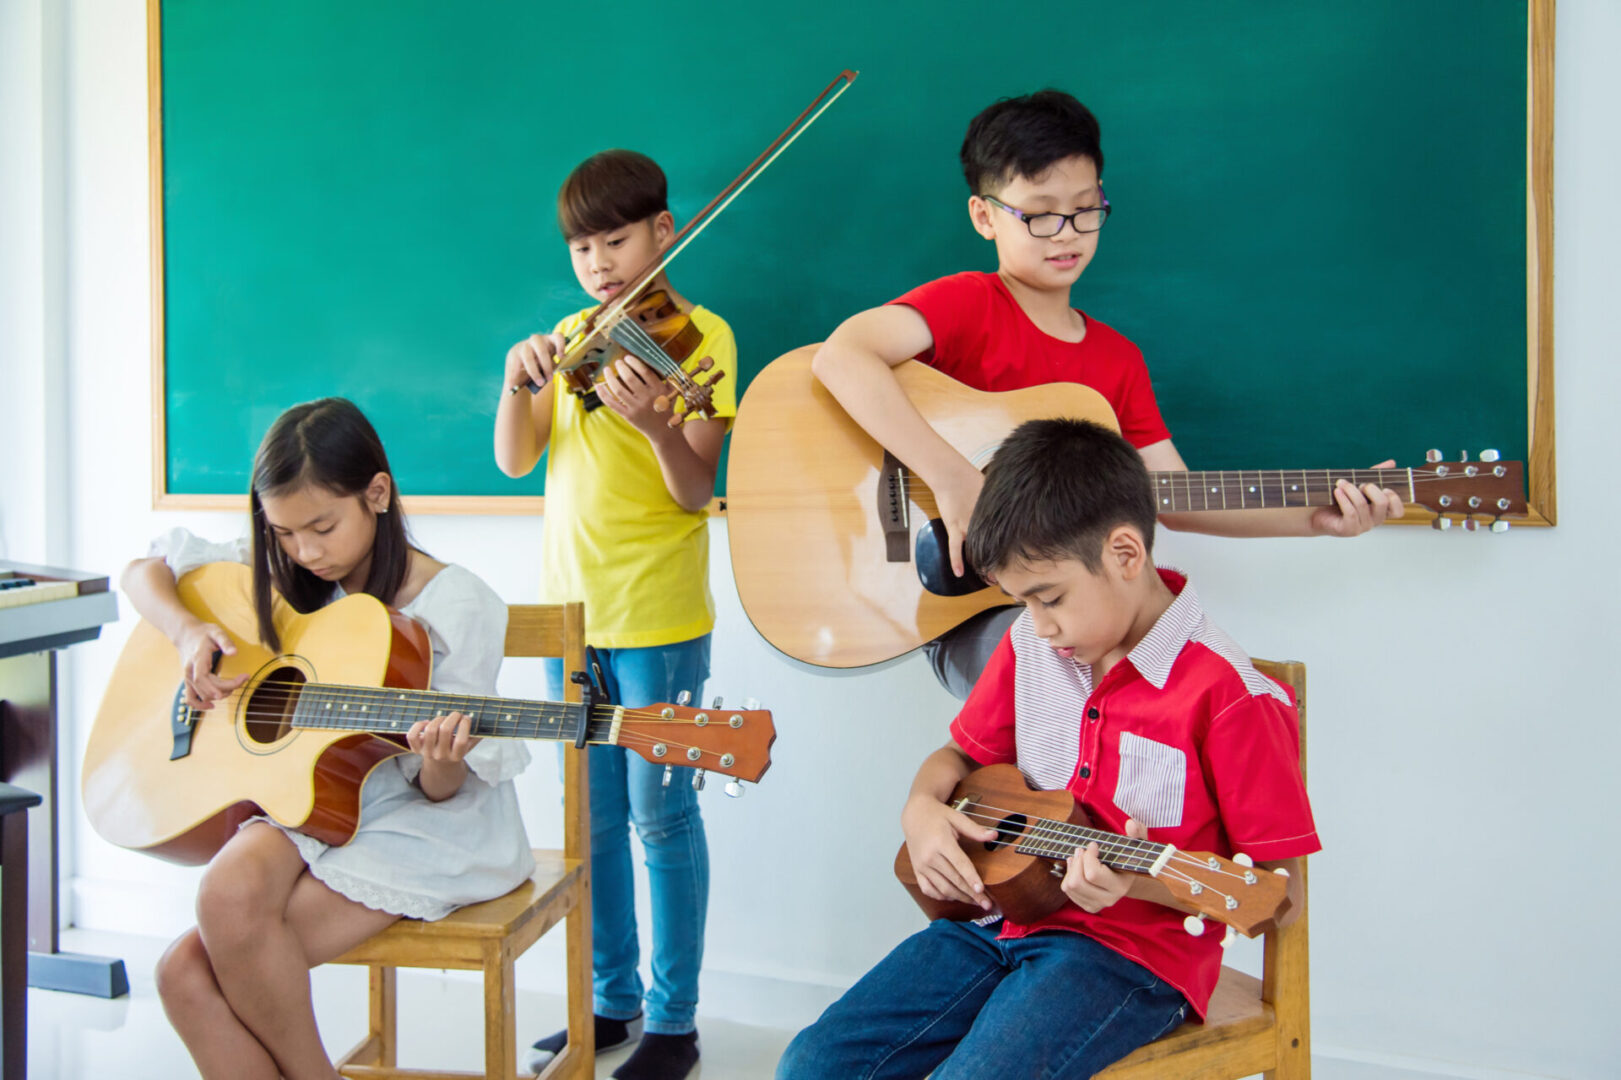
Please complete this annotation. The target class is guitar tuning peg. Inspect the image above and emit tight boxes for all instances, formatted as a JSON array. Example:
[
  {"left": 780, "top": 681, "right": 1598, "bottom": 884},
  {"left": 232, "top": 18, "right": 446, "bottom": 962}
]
[
  {"left": 743, "top": 697, "right": 760, "bottom": 710},
  {"left": 676, "top": 690, "right": 691, "bottom": 705},
  {"left": 724, "top": 779, "right": 745, "bottom": 798},
  {"left": 1480, "top": 449, "right": 1500, "bottom": 462},
  {"left": 1431, "top": 516, "right": 1453, "bottom": 531},
  {"left": 1458, "top": 450, "right": 1470, "bottom": 462},
  {"left": 1491, "top": 520, "right": 1511, "bottom": 533},
  {"left": 1182, "top": 914, "right": 1207, "bottom": 937},
  {"left": 1425, "top": 449, "right": 1443, "bottom": 463},
  {"left": 1461, "top": 518, "right": 1480, "bottom": 533},
  {"left": 661, "top": 765, "right": 673, "bottom": 788},
  {"left": 711, "top": 696, "right": 724, "bottom": 709},
  {"left": 691, "top": 768, "right": 707, "bottom": 792}
]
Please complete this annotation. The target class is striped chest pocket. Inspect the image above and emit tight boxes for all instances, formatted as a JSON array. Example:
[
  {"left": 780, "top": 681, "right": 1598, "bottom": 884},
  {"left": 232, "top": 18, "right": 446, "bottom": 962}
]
[{"left": 1113, "top": 732, "right": 1187, "bottom": 829}]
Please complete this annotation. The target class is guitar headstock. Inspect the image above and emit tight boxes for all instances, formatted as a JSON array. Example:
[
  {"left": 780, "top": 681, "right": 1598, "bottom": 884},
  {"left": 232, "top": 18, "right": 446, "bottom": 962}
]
[
  {"left": 654, "top": 355, "right": 726, "bottom": 427},
  {"left": 1153, "top": 849, "right": 1292, "bottom": 938},
  {"left": 614, "top": 696, "right": 775, "bottom": 786},
  {"left": 1409, "top": 450, "right": 1525, "bottom": 532}
]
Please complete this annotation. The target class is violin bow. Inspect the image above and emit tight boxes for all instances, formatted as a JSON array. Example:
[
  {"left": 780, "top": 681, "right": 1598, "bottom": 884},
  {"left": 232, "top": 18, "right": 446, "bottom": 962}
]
[{"left": 553, "top": 70, "right": 860, "bottom": 372}]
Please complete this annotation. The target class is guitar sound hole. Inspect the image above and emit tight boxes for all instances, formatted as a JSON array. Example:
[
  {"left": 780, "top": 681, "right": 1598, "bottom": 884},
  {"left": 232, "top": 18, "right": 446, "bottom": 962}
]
[
  {"left": 985, "top": 813, "right": 1026, "bottom": 853},
  {"left": 245, "top": 667, "right": 306, "bottom": 744}
]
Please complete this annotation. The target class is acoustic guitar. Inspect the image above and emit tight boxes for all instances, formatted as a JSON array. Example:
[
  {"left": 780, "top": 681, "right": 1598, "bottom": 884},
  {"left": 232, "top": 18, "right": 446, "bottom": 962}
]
[
  {"left": 726, "top": 345, "right": 1526, "bottom": 668},
  {"left": 894, "top": 764, "right": 1290, "bottom": 938},
  {"left": 82, "top": 562, "right": 775, "bottom": 865}
]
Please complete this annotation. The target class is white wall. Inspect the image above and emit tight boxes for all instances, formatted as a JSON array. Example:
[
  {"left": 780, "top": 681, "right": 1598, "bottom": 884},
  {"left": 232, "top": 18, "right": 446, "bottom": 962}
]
[{"left": 6, "top": 2, "right": 1618, "bottom": 1077}]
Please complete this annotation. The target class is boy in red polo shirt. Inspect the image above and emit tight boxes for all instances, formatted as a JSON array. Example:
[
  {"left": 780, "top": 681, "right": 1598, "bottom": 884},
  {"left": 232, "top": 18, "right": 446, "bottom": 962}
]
[
  {"left": 811, "top": 89, "right": 1404, "bottom": 697},
  {"left": 776, "top": 419, "right": 1316, "bottom": 1080}
]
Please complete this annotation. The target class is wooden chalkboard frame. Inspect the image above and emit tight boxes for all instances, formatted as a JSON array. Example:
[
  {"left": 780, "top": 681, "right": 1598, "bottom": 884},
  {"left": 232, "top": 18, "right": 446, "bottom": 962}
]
[{"left": 146, "top": 0, "right": 1557, "bottom": 525}]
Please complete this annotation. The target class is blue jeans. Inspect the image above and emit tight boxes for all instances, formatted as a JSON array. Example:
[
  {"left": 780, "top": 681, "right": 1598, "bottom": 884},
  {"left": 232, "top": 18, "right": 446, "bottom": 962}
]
[
  {"left": 546, "top": 635, "right": 710, "bottom": 1035},
  {"left": 777, "top": 919, "right": 1188, "bottom": 1080}
]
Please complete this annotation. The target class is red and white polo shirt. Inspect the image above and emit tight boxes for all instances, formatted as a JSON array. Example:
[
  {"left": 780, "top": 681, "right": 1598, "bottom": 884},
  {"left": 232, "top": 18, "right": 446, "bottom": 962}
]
[{"left": 949, "top": 568, "right": 1319, "bottom": 1019}]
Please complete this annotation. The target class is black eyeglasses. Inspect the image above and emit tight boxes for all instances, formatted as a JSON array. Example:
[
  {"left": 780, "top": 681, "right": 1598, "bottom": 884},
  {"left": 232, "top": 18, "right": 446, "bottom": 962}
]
[{"left": 981, "top": 191, "right": 1112, "bottom": 237}]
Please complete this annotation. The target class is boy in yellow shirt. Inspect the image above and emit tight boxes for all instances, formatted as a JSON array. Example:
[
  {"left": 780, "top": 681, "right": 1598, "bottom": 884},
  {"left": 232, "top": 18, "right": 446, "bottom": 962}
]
[{"left": 494, "top": 149, "right": 735, "bottom": 1080}]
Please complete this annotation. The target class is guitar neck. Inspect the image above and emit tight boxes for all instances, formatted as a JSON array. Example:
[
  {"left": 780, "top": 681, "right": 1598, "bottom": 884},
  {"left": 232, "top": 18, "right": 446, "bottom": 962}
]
[
  {"left": 1147, "top": 467, "right": 1411, "bottom": 514},
  {"left": 290, "top": 683, "right": 618, "bottom": 745}
]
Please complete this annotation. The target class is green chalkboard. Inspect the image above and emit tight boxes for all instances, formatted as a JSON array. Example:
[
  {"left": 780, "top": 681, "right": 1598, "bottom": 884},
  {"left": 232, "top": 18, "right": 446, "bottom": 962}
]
[{"left": 155, "top": 0, "right": 1542, "bottom": 506}]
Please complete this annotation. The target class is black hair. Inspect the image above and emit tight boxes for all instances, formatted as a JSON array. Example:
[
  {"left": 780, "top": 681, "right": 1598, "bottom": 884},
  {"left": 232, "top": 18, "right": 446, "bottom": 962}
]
[
  {"left": 249, "top": 397, "right": 413, "bottom": 651},
  {"left": 960, "top": 89, "right": 1104, "bottom": 195},
  {"left": 964, "top": 419, "right": 1155, "bottom": 576},
  {"left": 557, "top": 149, "right": 669, "bottom": 240}
]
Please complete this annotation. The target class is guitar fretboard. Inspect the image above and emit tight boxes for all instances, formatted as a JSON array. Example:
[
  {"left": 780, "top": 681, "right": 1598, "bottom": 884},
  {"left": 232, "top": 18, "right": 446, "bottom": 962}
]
[
  {"left": 289, "top": 683, "right": 619, "bottom": 744},
  {"left": 1148, "top": 468, "right": 1412, "bottom": 513}
]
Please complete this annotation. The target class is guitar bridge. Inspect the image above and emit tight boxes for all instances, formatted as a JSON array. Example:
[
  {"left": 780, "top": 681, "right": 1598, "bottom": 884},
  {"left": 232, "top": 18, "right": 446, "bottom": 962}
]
[{"left": 878, "top": 451, "right": 910, "bottom": 562}]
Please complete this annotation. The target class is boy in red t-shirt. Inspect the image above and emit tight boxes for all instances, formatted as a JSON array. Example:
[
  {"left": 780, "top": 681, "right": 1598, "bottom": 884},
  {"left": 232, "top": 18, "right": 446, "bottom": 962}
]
[
  {"left": 811, "top": 90, "right": 1404, "bottom": 696},
  {"left": 776, "top": 419, "right": 1316, "bottom": 1080}
]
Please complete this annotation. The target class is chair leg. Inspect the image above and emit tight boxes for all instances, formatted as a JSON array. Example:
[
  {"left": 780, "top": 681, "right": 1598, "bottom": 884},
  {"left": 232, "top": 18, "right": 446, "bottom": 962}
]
[
  {"left": 566, "top": 888, "right": 594, "bottom": 1068},
  {"left": 372, "top": 965, "right": 398, "bottom": 1069},
  {"left": 485, "top": 947, "right": 519, "bottom": 1079}
]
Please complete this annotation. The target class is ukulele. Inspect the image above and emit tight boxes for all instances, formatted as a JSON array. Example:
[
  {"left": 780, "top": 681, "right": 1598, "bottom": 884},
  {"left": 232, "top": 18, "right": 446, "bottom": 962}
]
[
  {"left": 82, "top": 562, "right": 775, "bottom": 865},
  {"left": 894, "top": 765, "right": 1291, "bottom": 938},
  {"left": 727, "top": 346, "right": 1527, "bottom": 668}
]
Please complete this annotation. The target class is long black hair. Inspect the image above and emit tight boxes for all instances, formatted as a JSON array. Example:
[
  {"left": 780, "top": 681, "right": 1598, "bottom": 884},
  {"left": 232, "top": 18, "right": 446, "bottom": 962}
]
[{"left": 249, "top": 398, "right": 412, "bottom": 650}]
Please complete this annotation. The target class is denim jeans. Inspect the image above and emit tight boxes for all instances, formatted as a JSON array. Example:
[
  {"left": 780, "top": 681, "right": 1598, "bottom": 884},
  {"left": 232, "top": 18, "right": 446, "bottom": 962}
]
[
  {"left": 777, "top": 919, "right": 1188, "bottom": 1080},
  {"left": 546, "top": 634, "right": 711, "bottom": 1034}
]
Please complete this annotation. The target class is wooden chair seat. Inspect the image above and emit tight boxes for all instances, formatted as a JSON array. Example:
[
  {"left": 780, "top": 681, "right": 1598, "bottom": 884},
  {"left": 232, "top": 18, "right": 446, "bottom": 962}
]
[{"left": 333, "top": 602, "right": 594, "bottom": 1080}]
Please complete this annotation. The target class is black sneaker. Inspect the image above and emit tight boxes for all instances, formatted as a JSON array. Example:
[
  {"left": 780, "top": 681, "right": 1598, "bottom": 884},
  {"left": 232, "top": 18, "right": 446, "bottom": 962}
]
[
  {"left": 521, "top": 1012, "right": 643, "bottom": 1072},
  {"left": 611, "top": 1030, "right": 701, "bottom": 1080}
]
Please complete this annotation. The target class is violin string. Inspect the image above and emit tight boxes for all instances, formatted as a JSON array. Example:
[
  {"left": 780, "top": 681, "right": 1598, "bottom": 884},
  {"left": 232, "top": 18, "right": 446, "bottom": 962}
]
[{"left": 609, "top": 318, "right": 703, "bottom": 394}]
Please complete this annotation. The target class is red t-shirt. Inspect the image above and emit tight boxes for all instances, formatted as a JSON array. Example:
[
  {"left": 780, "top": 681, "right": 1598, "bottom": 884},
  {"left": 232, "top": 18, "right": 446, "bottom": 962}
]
[
  {"left": 949, "top": 570, "right": 1319, "bottom": 1019},
  {"left": 889, "top": 271, "right": 1171, "bottom": 449}
]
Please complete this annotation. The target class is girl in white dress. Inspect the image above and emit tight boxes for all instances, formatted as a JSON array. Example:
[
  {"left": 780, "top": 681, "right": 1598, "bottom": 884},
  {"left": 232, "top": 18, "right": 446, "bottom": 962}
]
[{"left": 123, "top": 398, "right": 531, "bottom": 1080}]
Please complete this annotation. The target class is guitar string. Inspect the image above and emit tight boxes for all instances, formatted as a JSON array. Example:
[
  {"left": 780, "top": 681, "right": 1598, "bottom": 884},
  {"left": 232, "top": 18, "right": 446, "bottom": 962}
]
[{"left": 217, "top": 678, "right": 736, "bottom": 720}]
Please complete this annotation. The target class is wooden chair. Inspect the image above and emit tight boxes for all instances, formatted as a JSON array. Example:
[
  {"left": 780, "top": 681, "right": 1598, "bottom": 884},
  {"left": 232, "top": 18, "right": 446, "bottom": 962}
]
[
  {"left": 333, "top": 602, "right": 594, "bottom": 1080},
  {"left": 1096, "top": 658, "right": 1311, "bottom": 1080}
]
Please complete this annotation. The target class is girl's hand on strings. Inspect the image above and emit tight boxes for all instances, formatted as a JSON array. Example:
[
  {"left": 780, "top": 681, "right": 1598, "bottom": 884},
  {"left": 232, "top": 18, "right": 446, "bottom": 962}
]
[
  {"left": 901, "top": 794, "right": 999, "bottom": 911},
  {"left": 1061, "top": 817, "right": 1147, "bottom": 914},
  {"left": 597, "top": 355, "right": 668, "bottom": 435},
  {"left": 175, "top": 621, "right": 246, "bottom": 708},
  {"left": 1312, "top": 459, "right": 1405, "bottom": 536},
  {"left": 408, "top": 711, "right": 480, "bottom": 764}
]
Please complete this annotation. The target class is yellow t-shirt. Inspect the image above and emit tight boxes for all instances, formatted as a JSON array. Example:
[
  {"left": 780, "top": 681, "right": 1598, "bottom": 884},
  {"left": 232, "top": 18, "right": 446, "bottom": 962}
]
[{"left": 539, "top": 304, "right": 738, "bottom": 648}]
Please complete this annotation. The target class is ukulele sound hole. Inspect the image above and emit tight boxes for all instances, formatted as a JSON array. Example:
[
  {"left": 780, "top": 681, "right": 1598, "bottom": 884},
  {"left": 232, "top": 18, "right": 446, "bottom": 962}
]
[
  {"left": 244, "top": 667, "right": 307, "bottom": 745},
  {"left": 985, "top": 813, "right": 1026, "bottom": 853}
]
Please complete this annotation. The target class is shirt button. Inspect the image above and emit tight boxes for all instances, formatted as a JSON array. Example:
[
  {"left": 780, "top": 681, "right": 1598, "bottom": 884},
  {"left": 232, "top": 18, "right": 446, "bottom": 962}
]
[
  {"left": 1079, "top": 766, "right": 1091, "bottom": 779},
  {"left": 1087, "top": 708, "right": 1099, "bottom": 720}
]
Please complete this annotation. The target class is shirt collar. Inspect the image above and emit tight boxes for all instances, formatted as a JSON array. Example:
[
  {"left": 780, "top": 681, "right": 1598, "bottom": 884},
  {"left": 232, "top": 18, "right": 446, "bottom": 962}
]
[{"left": 1122, "top": 566, "right": 1202, "bottom": 690}]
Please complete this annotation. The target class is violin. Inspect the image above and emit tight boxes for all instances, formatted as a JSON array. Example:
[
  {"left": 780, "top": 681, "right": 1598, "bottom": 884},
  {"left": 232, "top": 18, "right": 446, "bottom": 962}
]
[{"left": 510, "top": 70, "right": 858, "bottom": 427}]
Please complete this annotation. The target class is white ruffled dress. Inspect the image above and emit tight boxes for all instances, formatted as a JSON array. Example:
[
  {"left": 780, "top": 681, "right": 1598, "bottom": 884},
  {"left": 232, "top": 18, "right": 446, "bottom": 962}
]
[{"left": 151, "top": 528, "right": 535, "bottom": 920}]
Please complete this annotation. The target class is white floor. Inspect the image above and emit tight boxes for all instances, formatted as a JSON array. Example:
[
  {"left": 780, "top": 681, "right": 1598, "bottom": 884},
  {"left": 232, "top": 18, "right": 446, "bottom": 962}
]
[{"left": 28, "top": 930, "right": 1463, "bottom": 1080}]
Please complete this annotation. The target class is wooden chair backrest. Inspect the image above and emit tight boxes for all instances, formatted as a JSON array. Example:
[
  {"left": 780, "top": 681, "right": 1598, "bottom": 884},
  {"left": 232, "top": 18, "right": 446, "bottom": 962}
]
[{"left": 503, "top": 602, "right": 588, "bottom": 863}]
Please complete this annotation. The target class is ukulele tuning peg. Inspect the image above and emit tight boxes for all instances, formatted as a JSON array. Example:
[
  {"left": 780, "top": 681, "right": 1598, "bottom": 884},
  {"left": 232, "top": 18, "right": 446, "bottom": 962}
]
[
  {"left": 724, "top": 779, "right": 745, "bottom": 799},
  {"left": 1273, "top": 866, "right": 1291, "bottom": 878},
  {"left": 1480, "top": 449, "right": 1501, "bottom": 462},
  {"left": 1182, "top": 914, "right": 1207, "bottom": 937},
  {"left": 1491, "top": 520, "right": 1511, "bottom": 533},
  {"left": 1425, "top": 449, "right": 1443, "bottom": 463},
  {"left": 1232, "top": 852, "right": 1254, "bottom": 868},
  {"left": 676, "top": 690, "right": 691, "bottom": 705},
  {"left": 691, "top": 768, "right": 708, "bottom": 792},
  {"left": 1220, "top": 925, "right": 1237, "bottom": 949}
]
